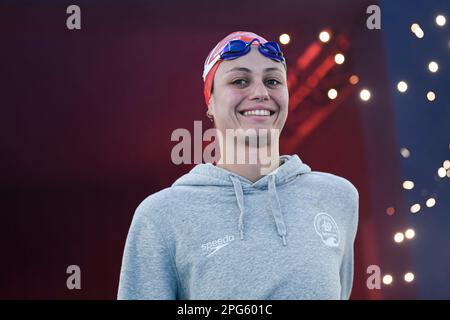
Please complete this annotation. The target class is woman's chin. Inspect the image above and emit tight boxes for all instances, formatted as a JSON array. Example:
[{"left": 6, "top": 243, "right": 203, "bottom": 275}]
[{"left": 241, "top": 126, "right": 275, "bottom": 134}]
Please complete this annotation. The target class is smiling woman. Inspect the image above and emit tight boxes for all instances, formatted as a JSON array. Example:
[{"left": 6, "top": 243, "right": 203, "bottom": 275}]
[
  {"left": 117, "top": 31, "right": 359, "bottom": 300},
  {"left": 204, "top": 32, "right": 289, "bottom": 181}
]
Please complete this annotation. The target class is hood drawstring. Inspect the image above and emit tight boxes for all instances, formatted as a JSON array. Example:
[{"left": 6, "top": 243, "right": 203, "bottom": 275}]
[
  {"left": 268, "top": 174, "right": 287, "bottom": 246},
  {"left": 229, "top": 175, "right": 288, "bottom": 246},
  {"left": 230, "top": 176, "right": 245, "bottom": 240}
]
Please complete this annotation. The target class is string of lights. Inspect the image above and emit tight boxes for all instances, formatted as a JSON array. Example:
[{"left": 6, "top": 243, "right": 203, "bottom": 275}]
[{"left": 383, "top": 12, "right": 449, "bottom": 288}]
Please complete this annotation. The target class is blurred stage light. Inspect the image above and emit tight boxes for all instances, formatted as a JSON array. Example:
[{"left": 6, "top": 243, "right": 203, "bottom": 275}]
[
  {"left": 405, "top": 229, "right": 415, "bottom": 239},
  {"left": 428, "top": 61, "right": 439, "bottom": 73},
  {"left": 279, "top": 33, "right": 290, "bottom": 45},
  {"left": 394, "top": 232, "right": 405, "bottom": 243},
  {"left": 426, "top": 197, "right": 436, "bottom": 208},
  {"left": 397, "top": 81, "right": 408, "bottom": 93},
  {"left": 411, "top": 23, "right": 424, "bottom": 38},
  {"left": 410, "top": 203, "right": 421, "bottom": 214},
  {"left": 319, "top": 30, "right": 331, "bottom": 43},
  {"left": 327, "top": 88, "right": 338, "bottom": 100},
  {"left": 427, "top": 91, "right": 436, "bottom": 101},
  {"left": 383, "top": 275, "right": 393, "bottom": 285},
  {"left": 349, "top": 75, "right": 359, "bottom": 85},
  {"left": 386, "top": 207, "right": 395, "bottom": 216},
  {"left": 334, "top": 53, "right": 345, "bottom": 64},
  {"left": 404, "top": 272, "right": 415, "bottom": 283},
  {"left": 400, "top": 147, "right": 410, "bottom": 158},
  {"left": 436, "top": 15, "right": 446, "bottom": 27},
  {"left": 403, "top": 180, "right": 414, "bottom": 190},
  {"left": 360, "top": 89, "right": 371, "bottom": 101}
]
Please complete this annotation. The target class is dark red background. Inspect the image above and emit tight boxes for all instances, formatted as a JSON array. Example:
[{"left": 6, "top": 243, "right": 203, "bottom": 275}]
[{"left": 0, "top": 0, "right": 416, "bottom": 299}]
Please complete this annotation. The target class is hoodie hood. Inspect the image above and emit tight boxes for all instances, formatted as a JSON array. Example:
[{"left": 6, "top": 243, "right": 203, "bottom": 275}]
[{"left": 172, "top": 154, "right": 312, "bottom": 246}]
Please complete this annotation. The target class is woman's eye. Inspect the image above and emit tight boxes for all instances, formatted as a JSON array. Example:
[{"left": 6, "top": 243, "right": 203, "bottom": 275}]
[
  {"left": 266, "top": 79, "right": 280, "bottom": 86},
  {"left": 232, "top": 79, "right": 248, "bottom": 86}
]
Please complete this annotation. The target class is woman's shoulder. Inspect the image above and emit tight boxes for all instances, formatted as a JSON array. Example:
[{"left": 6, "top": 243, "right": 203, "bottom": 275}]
[
  {"left": 306, "top": 170, "right": 359, "bottom": 199},
  {"left": 131, "top": 186, "right": 181, "bottom": 224}
]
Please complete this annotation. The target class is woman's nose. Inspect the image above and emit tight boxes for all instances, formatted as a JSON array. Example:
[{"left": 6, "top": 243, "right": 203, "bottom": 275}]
[{"left": 249, "top": 81, "right": 269, "bottom": 101}]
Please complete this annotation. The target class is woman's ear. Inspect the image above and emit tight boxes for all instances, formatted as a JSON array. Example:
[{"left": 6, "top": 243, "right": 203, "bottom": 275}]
[
  {"left": 206, "top": 100, "right": 215, "bottom": 123},
  {"left": 207, "top": 96, "right": 215, "bottom": 116}
]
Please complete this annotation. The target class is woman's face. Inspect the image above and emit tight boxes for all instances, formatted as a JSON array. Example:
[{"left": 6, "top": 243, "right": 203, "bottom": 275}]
[{"left": 209, "top": 46, "right": 289, "bottom": 135}]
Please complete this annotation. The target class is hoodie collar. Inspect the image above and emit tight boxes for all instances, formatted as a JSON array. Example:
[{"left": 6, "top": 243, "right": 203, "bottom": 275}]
[{"left": 174, "top": 154, "right": 310, "bottom": 189}]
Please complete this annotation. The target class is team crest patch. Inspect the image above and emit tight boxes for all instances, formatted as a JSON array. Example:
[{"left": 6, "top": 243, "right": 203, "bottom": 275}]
[{"left": 314, "top": 213, "right": 340, "bottom": 247}]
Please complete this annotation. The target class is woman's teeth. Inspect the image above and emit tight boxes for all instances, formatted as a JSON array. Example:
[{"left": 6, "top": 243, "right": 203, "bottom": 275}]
[{"left": 242, "top": 109, "right": 272, "bottom": 116}]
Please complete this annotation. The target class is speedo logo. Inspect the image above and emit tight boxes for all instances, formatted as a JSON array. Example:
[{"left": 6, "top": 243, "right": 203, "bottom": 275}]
[{"left": 201, "top": 234, "right": 235, "bottom": 257}]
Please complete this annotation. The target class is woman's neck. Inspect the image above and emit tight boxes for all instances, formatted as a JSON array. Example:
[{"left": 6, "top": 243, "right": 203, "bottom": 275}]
[{"left": 215, "top": 141, "right": 281, "bottom": 183}]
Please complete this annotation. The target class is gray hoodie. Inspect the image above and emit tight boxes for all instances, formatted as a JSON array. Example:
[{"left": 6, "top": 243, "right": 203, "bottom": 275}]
[{"left": 118, "top": 154, "right": 359, "bottom": 299}]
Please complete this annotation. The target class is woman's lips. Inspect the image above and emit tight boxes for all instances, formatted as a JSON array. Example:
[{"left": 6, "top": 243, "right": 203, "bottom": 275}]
[{"left": 237, "top": 111, "right": 276, "bottom": 122}]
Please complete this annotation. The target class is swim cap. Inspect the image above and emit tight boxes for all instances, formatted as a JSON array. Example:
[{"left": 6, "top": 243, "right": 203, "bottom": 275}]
[{"left": 202, "top": 31, "right": 274, "bottom": 108}]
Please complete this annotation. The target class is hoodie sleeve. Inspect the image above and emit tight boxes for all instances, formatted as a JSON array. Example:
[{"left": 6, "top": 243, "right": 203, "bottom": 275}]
[
  {"left": 117, "top": 199, "right": 179, "bottom": 300},
  {"left": 339, "top": 185, "right": 359, "bottom": 300}
]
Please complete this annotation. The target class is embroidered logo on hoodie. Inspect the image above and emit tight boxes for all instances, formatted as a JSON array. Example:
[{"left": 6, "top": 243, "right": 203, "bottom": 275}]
[
  {"left": 201, "top": 234, "right": 235, "bottom": 257},
  {"left": 314, "top": 213, "right": 340, "bottom": 247}
]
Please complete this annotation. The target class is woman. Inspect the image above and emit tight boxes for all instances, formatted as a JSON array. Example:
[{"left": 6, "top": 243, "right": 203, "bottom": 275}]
[{"left": 118, "top": 31, "right": 359, "bottom": 300}]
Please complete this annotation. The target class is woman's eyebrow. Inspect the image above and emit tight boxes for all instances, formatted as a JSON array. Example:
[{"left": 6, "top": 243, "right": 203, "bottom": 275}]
[
  {"left": 226, "top": 67, "right": 252, "bottom": 73},
  {"left": 263, "top": 67, "right": 283, "bottom": 73},
  {"left": 226, "top": 67, "right": 283, "bottom": 73}
]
